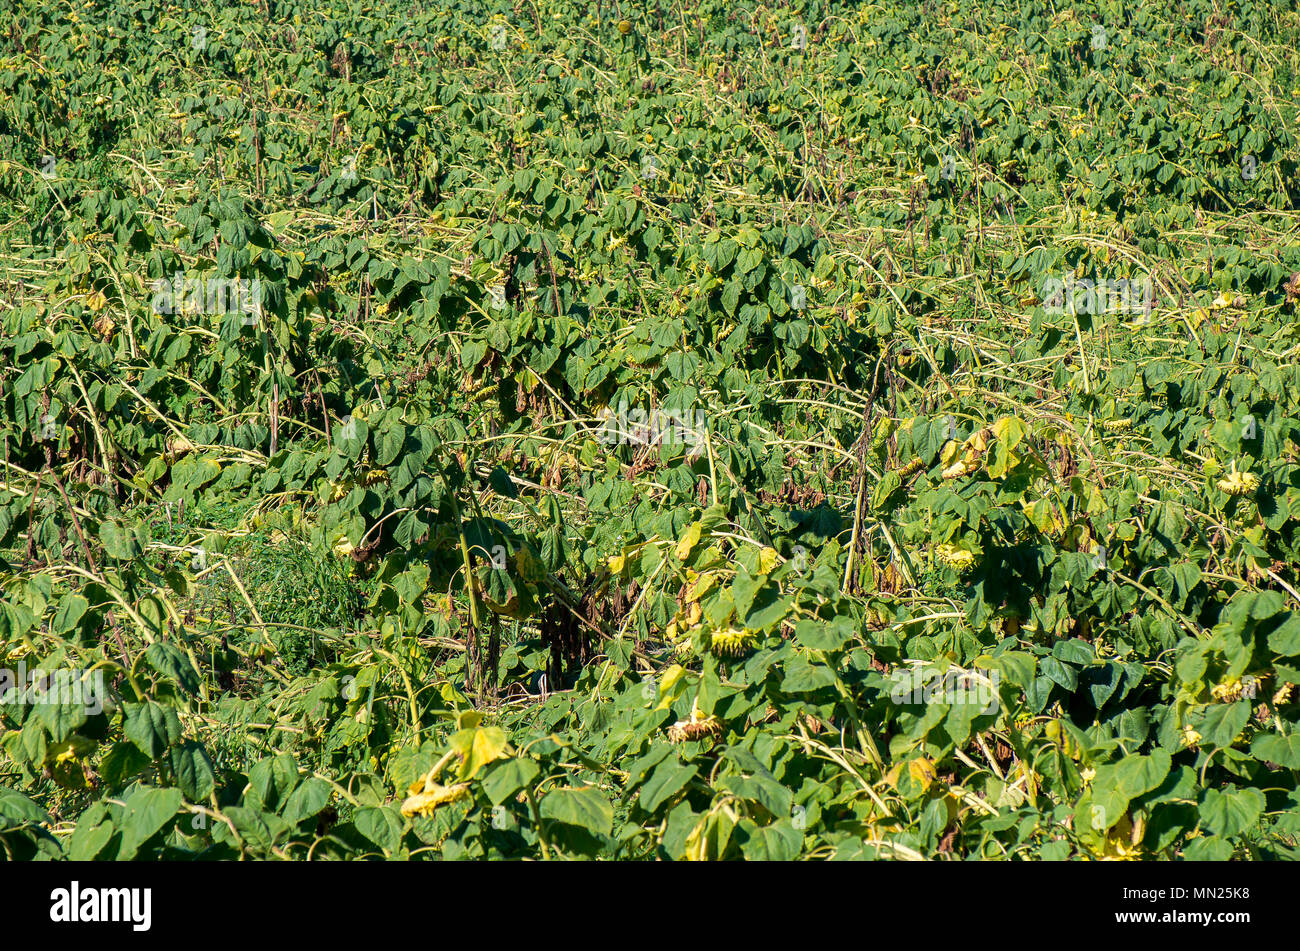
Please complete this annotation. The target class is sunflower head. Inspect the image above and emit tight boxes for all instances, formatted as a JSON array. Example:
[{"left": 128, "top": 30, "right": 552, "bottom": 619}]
[
  {"left": 667, "top": 711, "right": 723, "bottom": 744},
  {"left": 898, "top": 456, "right": 925, "bottom": 477},
  {"left": 1211, "top": 679, "right": 1246, "bottom": 702},
  {"left": 401, "top": 780, "right": 470, "bottom": 817},
  {"left": 934, "top": 543, "right": 977, "bottom": 572},
  {"left": 1217, "top": 469, "right": 1260, "bottom": 496},
  {"left": 710, "top": 627, "right": 757, "bottom": 658}
]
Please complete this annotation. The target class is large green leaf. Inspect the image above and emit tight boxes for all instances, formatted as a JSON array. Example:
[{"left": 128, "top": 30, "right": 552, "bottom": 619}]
[{"left": 541, "top": 786, "right": 613, "bottom": 837}]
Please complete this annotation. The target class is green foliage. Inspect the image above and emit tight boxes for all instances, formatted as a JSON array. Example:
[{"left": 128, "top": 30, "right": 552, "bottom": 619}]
[{"left": 2, "top": 0, "right": 1300, "bottom": 860}]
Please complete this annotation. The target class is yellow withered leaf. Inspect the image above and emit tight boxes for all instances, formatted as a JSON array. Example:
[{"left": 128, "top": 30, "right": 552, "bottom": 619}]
[
  {"left": 656, "top": 663, "right": 689, "bottom": 710},
  {"left": 449, "top": 724, "right": 509, "bottom": 779},
  {"left": 676, "top": 521, "right": 703, "bottom": 561},
  {"left": 885, "top": 756, "right": 938, "bottom": 793},
  {"left": 686, "top": 570, "right": 718, "bottom": 603},
  {"left": 331, "top": 532, "right": 355, "bottom": 556},
  {"left": 909, "top": 756, "right": 937, "bottom": 791},
  {"left": 991, "top": 416, "right": 1027, "bottom": 451},
  {"left": 514, "top": 545, "right": 545, "bottom": 584}
]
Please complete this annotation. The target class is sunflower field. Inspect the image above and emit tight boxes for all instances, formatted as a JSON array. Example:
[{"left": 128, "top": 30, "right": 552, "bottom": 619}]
[{"left": 3, "top": 0, "right": 1300, "bottom": 861}]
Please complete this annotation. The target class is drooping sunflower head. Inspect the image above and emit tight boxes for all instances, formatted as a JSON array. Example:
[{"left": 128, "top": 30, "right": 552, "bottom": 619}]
[
  {"left": 667, "top": 712, "right": 723, "bottom": 744},
  {"left": 710, "top": 627, "right": 758, "bottom": 658},
  {"left": 1217, "top": 469, "right": 1260, "bottom": 496},
  {"left": 1210, "top": 679, "right": 1246, "bottom": 702},
  {"left": 401, "top": 780, "right": 470, "bottom": 817},
  {"left": 934, "top": 543, "right": 977, "bottom": 572}
]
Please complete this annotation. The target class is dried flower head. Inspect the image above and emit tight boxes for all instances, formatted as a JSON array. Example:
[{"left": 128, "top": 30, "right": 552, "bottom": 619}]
[
  {"left": 667, "top": 703, "right": 724, "bottom": 743},
  {"left": 1211, "top": 679, "right": 1247, "bottom": 702},
  {"left": 1284, "top": 271, "right": 1300, "bottom": 303},
  {"left": 1217, "top": 469, "right": 1259, "bottom": 496}
]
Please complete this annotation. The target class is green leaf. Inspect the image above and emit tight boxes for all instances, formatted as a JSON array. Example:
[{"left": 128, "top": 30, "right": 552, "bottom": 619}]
[
  {"left": 1195, "top": 702, "right": 1250, "bottom": 749},
  {"left": 99, "top": 742, "right": 152, "bottom": 788},
  {"left": 98, "top": 519, "right": 144, "bottom": 560},
  {"left": 67, "top": 813, "right": 116, "bottom": 860},
  {"left": 0, "top": 787, "right": 50, "bottom": 828},
  {"left": 170, "top": 741, "right": 216, "bottom": 800},
  {"left": 1268, "top": 613, "right": 1300, "bottom": 656},
  {"left": 872, "top": 470, "right": 904, "bottom": 512},
  {"left": 1112, "top": 750, "right": 1171, "bottom": 799},
  {"left": 282, "top": 777, "right": 332, "bottom": 825},
  {"left": 117, "top": 786, "right": 183, "bottom": 860},
  {"left": 639, "top": 759, "right": 698, "bottom": 813},
  {"left": 1183, "top": 835, "right": 1234, "bottom": 860},
  {"left": 719, "top": 773, "right": 793, "bottom": 818},
  {"left": 354, "top": 805, "right": 403, "bottom": 853},
  {"left": 1251, "top": 733, "right": 1300, "bottom": 768},
  {"left": 377, "top": 426, "right": 405, "bottom": 467},
  {"left": 51, "top": 593, "right": 89, "bottom": 634},
  {"left": 739, "top": 819, "right": 802, "bottom": 860},
  {"left": 122, "top": 702, "right": 183, "bottom": 759},
  {"left": 145, "top": 641, "right": 200, "bottom": 693},
  {"left": 720, "top": 279, "right": 741, "bottom": 316},
  {"left": 794, "top": 616, "right": 853, "bottom": 652},
  {"left": 541, "top": 785, "right": 613, "bottom": 837},
  {"left": 1198, "top": 787, "right": 1264, "bottom": 838},
  {"left": 34, "top": 672, "right": 89, "bottom": 742},
  {"left": 247, "top": 753, "right": 301, "bottom": 811},
  {"left": 1144, "top": 801, "right": 1199, "bottom": 852},
  {"left": 780, "top": 654, "right": 837, "bottom": 694},
  {"left": 1039, "top": 656, "right": 1078, "bottom": 691},
  {"left": 481, "top": 757, "right": 541, "bottom": 807}
]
